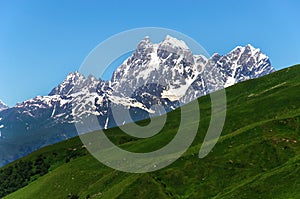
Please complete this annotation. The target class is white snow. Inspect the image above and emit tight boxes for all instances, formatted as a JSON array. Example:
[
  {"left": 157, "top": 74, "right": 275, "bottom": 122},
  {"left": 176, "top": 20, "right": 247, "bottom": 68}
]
[
  {"left": 162, "top": 35, "right": 189, "bottom": 49},
  {"left": 0, "top": 100, "right": 8, "bottom": 111},
  {"left": 136, "top": 48, "right": 161, "bottom": 80},
  {"left": 161, "top": 90, "right": 180, "bottom": 101},
  {"left": 51, "top": 105, "right": 56, "bottom": 117},
  {"left": 104, "top": 117, "right": 109, "bottom": 129},
  {"left": 224, "top": 76, "right": 236, "bottom": 87},
  {"left": 108, "top": 95, "right": 154, "bottom": 113}
]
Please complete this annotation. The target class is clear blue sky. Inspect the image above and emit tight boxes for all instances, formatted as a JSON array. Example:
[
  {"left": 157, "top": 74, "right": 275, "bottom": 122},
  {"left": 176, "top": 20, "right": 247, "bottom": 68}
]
[{"left": 0, "top": 0, "right": 299, "bottom": 107}]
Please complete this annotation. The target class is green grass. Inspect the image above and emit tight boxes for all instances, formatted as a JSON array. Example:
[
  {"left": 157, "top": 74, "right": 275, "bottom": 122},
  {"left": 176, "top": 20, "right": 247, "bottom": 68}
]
[{"left": 2, "top": 64, "right": 300, "bottom": 199}]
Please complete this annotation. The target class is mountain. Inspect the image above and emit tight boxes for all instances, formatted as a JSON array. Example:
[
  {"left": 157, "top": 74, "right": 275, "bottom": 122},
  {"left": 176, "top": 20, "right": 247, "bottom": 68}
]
[
  {"left": 1, "top": 64, "right": 299, "bottom": 199},
  {"left": 0, "top": 100, "right": 8, "bottom": 112},
  {"left": 0, "top": 36, "right": 275, "bottom": 166}
]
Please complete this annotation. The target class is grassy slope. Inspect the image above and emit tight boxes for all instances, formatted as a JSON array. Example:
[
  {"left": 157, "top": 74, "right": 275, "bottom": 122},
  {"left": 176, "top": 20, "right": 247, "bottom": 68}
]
[{"left": 3, "top": 65, "right": 300, "bottom": 199}]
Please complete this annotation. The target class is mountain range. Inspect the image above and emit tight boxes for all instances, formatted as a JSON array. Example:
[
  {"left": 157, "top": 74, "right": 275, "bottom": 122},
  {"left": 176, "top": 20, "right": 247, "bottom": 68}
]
[{"left": 0, "top": 36, "right": 275, "bottom": 166}]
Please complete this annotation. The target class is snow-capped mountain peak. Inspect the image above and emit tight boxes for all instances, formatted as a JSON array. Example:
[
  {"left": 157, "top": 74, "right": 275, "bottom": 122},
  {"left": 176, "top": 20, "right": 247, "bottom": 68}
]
[
  {"left": 245, "top": 43, "right": 258, "bottom": 51},
  {"left": 137, "top": 36, "right": 152, "bottom": 47},
  {"left": 160, "top": 35, "right": 190, "bottom": 50},
  {"left": 49, "top": 72, "right": 100, "bottom": 96}
]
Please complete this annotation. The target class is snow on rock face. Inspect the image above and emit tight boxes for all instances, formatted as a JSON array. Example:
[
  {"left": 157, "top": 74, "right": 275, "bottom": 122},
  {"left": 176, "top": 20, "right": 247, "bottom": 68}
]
[
  {"left": 0, "top": 36, "right": 275, "bottom": 132},
  {"left": 49, "top": 72, "right": 100, "bottom": 96},
  {"left": 0, "top": 36, "right": 275, "bottom": 130},
  {"left": 0, "top": 36, "right": 275, "bottom": 166},
  {"left": 0, "top": 100, "right": 8, "bottom": 112},
  {"left": 183, "top": 44, "right": 274, "bottom": 103},
  {"left": 111, "top": 36, "right": 201, "bottom": 104},
  {"left": 112, "top": 36, "right": 274, "bottom": 105}
]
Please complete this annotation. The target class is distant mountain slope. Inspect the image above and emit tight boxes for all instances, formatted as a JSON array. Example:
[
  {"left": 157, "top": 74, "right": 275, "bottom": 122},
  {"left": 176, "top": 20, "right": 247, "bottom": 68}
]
[
  {"left": 0, "top": 36, "right": 275, "bottom": 166},
  {"left": 2, "top": 64, "right": 299, "bottom": 199}
]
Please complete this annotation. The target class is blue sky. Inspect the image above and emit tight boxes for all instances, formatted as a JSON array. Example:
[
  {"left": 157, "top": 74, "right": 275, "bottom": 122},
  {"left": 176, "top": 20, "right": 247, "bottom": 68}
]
[{"left": 0, "top": 0, "right": 299, "bottom": 106}]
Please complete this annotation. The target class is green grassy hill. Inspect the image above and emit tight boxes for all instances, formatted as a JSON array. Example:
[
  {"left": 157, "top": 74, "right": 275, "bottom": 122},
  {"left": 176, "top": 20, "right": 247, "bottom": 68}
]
[{"left": 1, "top": 64, "right": 300, "bottom": 199}]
